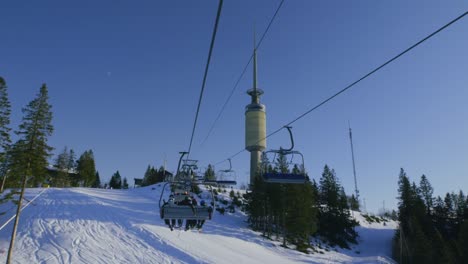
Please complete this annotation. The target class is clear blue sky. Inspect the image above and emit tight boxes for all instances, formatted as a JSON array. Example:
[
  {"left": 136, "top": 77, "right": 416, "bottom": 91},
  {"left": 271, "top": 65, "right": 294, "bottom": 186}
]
[{"left": 1, "top": 0, "right": 467, "bottom": 213}]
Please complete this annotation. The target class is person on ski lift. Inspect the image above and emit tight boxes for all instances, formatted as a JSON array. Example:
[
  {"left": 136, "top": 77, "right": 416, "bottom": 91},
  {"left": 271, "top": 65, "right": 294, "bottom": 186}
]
[
  {"left": 186, "top": 198, "right": 198, "bottom": 230},
  {"left": 180, "top": 197, "right": 195, "bottom": 230},
  {"left": 178, "top": 196, "right": 195, "bottom": 229},
  {"left": 196, "top": 200, "right": 208, "bottom": 229},
  {"left": 168, "top": 197, "right": 176, "bottom": 230},
  {"left": 161, "top": 199, "right": 173, "bottom": 229}
]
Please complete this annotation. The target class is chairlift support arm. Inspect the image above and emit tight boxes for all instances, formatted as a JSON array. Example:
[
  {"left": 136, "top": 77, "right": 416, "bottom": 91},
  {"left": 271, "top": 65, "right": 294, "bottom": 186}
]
[
  {"left": 280, "top": 126, "right": 294, "bottom": 152},
  {"left": 176, "top": 152, "right": 188, "bottom": 176}
]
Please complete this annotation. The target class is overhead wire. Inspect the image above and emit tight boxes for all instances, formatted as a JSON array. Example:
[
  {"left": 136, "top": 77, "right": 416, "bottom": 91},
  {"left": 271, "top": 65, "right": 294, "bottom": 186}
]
[
  {"left": 199, "top": 0, "right": 285, "bottom": 147},
  {"left": 186, "top": 0, "right": 224, "bottom": 158},
  {"left": 216, "top": 11, "right": 468, "bottom": 165}
]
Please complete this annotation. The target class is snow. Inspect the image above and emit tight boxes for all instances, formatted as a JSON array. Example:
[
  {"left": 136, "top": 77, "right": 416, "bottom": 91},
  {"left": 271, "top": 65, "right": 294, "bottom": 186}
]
[{"left": 0, "top": 185, "right": 398, "bottom": 263}]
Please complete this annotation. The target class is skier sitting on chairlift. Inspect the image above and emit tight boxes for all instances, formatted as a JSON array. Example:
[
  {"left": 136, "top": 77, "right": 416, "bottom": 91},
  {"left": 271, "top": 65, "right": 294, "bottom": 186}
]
[
  {"left": 185, "top": 197, "right": 198, "bottom": 230},
  {"left": 196, "top": 200, "right": 211, "bottom": 230},
  {"left": 168, "top": 197, "right": 176, "bottom": 230}
]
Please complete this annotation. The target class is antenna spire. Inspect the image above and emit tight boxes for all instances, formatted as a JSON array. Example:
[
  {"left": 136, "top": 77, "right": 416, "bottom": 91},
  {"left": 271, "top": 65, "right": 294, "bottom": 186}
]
[{"left": 253, "top": 26, "right": 258, "bottom": 91}]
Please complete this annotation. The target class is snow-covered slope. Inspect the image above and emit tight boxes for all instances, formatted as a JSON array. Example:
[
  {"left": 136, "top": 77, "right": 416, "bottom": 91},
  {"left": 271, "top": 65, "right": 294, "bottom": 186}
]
[{"left": 0, "top": 185, "right": 397, "bottom": 263}]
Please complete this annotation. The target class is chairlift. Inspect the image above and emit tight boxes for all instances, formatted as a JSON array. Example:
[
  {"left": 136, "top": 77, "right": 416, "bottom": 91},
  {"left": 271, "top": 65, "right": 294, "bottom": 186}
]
[
  {"left": 159, "top": 152, "right": 214, "bottom": 224},
  {"left": 261, "top": 126, "right": 309, "bottom": 184},
  {"left": 205, "top": 159, "right": 237, "bottom": 186}
]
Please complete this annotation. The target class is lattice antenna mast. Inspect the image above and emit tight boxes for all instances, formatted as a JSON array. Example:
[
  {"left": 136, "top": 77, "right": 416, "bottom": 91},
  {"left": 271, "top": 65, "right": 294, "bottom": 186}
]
[{"left": 349, "top": 122, "right": 360, "bottom": 201}]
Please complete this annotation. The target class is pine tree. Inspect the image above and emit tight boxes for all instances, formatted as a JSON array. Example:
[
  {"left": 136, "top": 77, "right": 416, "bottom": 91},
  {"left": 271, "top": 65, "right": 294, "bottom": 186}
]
[
  {"left": 393, "top": 172, "right": 461, "bottom": 263},
  {"left": 53, "top": 146, "right": 71, "bottom": 187},
  {"left": 6, "top": 84, "right": 53, "bottom": 263},
  {"left": 142, "top": 165, "right": 151, "bottom": 186},
  {"left": 157, "top": 166, "right": 166, "bottom": 183},
  {"left": 142, "top": 165, "right": 160, "bottom": 186},
  {"left": 109, "top": 171, "right": 122, "bottom": 189},
  {"left": 348, "top": 194, "right": 360, "bottom": 211},
  {"left": 408, "top": 216, "right": 432, "bottom": 263},
  {"left": 76, "top": 150, "right": 96, "bottom": 187},
  {"left": 276, "top": 152, "right": 289, "bottom": 173},
  {"left": 284, "top": 183, "right": 318, "bottom": 251},
  {"left": 122, "top": 177, "right": 128, "bottom": 189},
  {"left": 455, "top": 191, "right": 466, "bottom": 224},
  {"left": 397, "top": 168, "right": 414, "bottom": 232},
  {"left": 93, "top": 171, "right": 101, "bottom": 188},
  {"left": 318, "top": 165, "right": 358, "bottom": 248},
  {"left": 204, "top": 164, "right": 216, "bottom": 181},
  {"left": 260, "top": 152, "right": 271, "bottom": 173},
  {"left": 433, "top": 196, "right": 448, "bottom": 235},
  {"left": 419, "top": 174, "right": 434, "bottom": 215},
  {"left": 0, "top": 77, "right": 11, "bottom": 150},
  {"left": 67, "top": 149, "right": 76, "bottom": 171},
  {"left": 246, "top": 165, "right": 319, "bottom": 251},
  {"left": 9, "top": 84, "right": 54, "bottom": 187},
  {"left": 444, "top": 193, "right": 455, "bottom": 218},
  {"left": 0, "top": 77, "right": 12, "bottom": 193},
  {"left": 457, "top": 221, "right": 468, "bottom": 263}
]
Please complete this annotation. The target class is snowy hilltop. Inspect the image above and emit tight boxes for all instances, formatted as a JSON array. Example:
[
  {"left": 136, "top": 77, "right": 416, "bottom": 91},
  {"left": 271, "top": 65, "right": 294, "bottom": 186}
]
[{"left": 0, "top": 184, "right": 397, "bottom": 263}]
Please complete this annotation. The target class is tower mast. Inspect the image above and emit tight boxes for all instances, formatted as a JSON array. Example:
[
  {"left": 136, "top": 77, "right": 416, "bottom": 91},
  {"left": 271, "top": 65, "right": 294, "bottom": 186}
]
[
  {"left": 349, "top": 122, "right": 360, "bottom": 201},
  {"left": 245, "top": 31, "right": 266, "bottom": 185}
]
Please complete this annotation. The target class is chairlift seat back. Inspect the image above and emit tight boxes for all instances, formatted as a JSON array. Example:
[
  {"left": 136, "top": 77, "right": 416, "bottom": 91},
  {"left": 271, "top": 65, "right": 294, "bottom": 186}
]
[
  {"left": 263, "top": 173, "right": 307, "bottom": 184},
  {"left": 203, "top": 180, "right": 237, "bottom": 186},
  {"left": 215, "top": 180, "right": 237, "bottom": 185},
  {"left": 161, "top": 205, "right": 212, "bottom": 220}
]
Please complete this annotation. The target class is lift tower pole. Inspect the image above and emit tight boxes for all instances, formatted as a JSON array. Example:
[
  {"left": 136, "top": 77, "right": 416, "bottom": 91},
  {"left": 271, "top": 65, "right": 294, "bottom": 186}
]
[{"left": 349, "top": 123, "right": 360, "bottom": 201}]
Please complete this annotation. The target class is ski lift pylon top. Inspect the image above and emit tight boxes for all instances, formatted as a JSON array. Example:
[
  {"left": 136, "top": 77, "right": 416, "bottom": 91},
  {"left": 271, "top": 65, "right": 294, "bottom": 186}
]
[{"left": 261, "top": 126, "right": 309, "bottom": 184}]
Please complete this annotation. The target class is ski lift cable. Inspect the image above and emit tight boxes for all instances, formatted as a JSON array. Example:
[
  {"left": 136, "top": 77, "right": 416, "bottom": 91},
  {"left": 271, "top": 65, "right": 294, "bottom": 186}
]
[
  {"left": 199, "top": 0, "right": 286, "bottom": 147},
  {"left": 186, "top": 0, "right": 224, "bottom": 159},
  {"left": 0, "top": 188, "right": 48, "bottom": 231},
  {"left": 215, "top": 11, "right": 468, "bottom": 165}
]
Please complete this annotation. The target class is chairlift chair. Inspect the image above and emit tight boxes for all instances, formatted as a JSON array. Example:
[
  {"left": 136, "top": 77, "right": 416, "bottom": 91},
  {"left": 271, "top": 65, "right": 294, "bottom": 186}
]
[
  {"left": 205, "top": 158, "right": 237, "bottom": 186},
  {"left": 261, "top": 126, "right": 309, "bottom": 184},
  {"left": 159, "top": 152, "right": 214, "bottom": 223}
]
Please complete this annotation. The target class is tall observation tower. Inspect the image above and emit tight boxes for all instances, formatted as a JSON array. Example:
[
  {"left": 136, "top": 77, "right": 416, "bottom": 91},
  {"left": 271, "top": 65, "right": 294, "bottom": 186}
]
[{"left": 245, "top": 39, "right": 267, "bottom": 185}]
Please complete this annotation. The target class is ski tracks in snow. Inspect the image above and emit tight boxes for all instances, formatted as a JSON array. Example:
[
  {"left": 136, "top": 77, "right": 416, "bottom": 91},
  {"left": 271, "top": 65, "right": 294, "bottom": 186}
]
[
  {"left": 0, "top": 186, "right": 398, "bottom": 264},
  {"left": 0, "top": 188, "right": 182, "bottom": 264}
]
